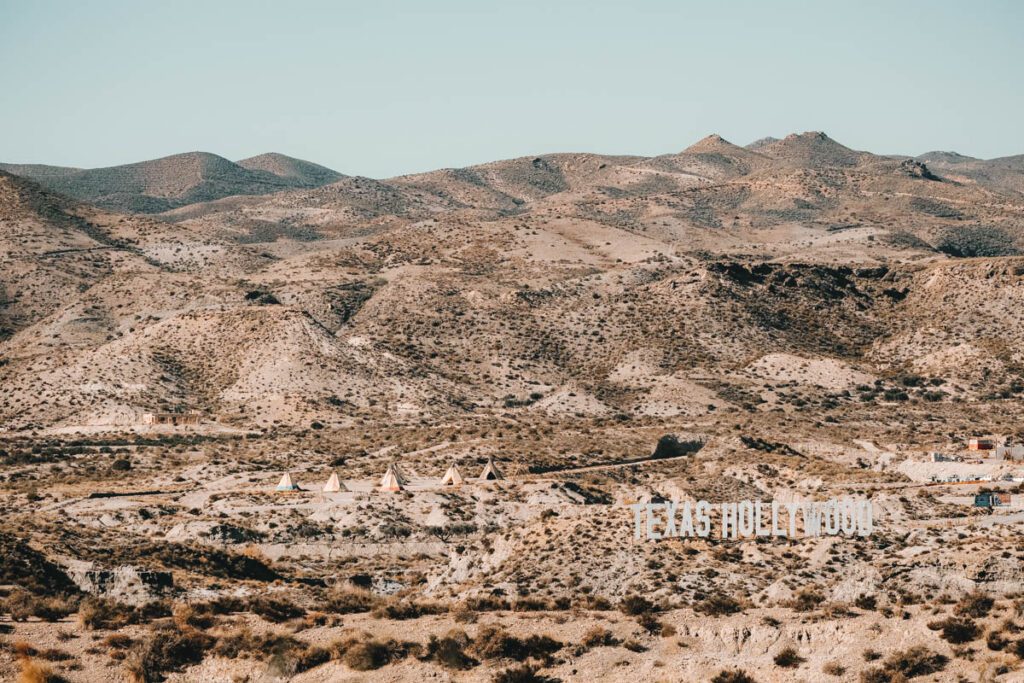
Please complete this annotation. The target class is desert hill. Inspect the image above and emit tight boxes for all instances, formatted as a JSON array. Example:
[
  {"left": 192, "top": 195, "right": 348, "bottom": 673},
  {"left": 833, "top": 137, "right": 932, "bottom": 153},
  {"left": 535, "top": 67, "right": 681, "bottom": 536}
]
[
  {"left": 236, "top": 152, "right": 345, "bottom": 186},
  {"left": 2, "top": 132, "right": 1024, "bottom": 433},
  {"left": 0, "top": 152, "right": 344, "bottom": 213}
]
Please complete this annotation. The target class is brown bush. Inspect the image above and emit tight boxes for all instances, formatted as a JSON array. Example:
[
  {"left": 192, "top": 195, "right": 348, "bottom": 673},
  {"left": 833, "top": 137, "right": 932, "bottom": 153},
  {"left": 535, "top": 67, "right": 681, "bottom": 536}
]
[
  {"left": 823, "top": 661, "right": 846, "bottom": 676},
  {"left": 343, "top": 639, "right": 391, "bottom": 671},
  {"left": 210, "top": 626, "right": 303, "bottom": 660},
  {"left": 324, "top": 587, "right": 377, "bottom": 614},
  {"left": 472, "top": 625, "right": 562, "bottom": 663},
  {"left": 986, "top": 629, "right": 1009, "bottom": 651},
  {"left": 424, "top": 629, "right": 476, "bottom": 670},
  {"left": 246, "top": 596, "right": 305, "bottom": 623},
  {"left": 581, "top": 626, "right": 620, "bottom": 649},
  {"left": 371, "top": 598, "right": 445, "bottom": 620},
  {"left": 4, "top": 591, "right": 76, "bottom": 622},
  {"left": 710, "top": 670, "right": 756, "bottom": 683},
  {"left": 78, "top": 597, "right": 135, "bottom": 630},
  {"left": 16, "top": 657, "right": 67, "bottom": 683},
  {"left": 618, "top": 594, "right": 654, "bottom": 616},
  {"left": 927, "top": 616, "right": 980, "bottom": 644},
  {"left": 955, "top": 591, "right": 994, "bottom": 618},
  {"left": 695, "top": 594, "right": 742, "bottom": 616},
  {"left": 123, "top": 626, "right": 215, "bottom": 683},
  {"left": 860, "top": 646, "right": 948, "bottom": 682},
  {"left": 491, "top": 664, "right": 557, "bottom": 683},
  {"left": 773, "top": 646, "right": 804, "bottom": 668},
  {"left": 854, "top": 593, "right": 878, "bottom": 611},
  {"left": 788, "top": 588, "right": 825, "bottom": 612}
]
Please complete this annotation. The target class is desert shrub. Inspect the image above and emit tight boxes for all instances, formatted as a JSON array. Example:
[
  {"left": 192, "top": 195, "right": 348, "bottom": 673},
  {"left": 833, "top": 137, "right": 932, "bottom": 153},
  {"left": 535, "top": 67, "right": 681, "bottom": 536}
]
[
  {"left": 16, "top": 657, "right": 67, "bottom": 683},
  {"left": 12, "top": 643, "right": 71, "bottom": 663},
  {"left": 372, "top": 598, "right": 445, "bottom": 620},
  {"left": 293, "top": 646, "right": 331, "bottom": 673},
  {"left": 580, "top": 594, "right": 613, "bottom": 611},
  {"left": 424, "top": 629, "right": 476, "bottom": 670},
  {"left": 4, "top": 590, "right": 75, "bottom": 622},
  {"left": 103, "top": 634, "right": 135, "bottom": 650},
  {"left": 934, "top": 226, "right": 1019, "bottom": 258},
  {"left": 78, "top": 597, "right": 135, "bottom": 630},
  {"left": 788, "top": 588, "right": 825, "bottom": 612},
  {"left": 580, "top": 626, "right": 620, "bottom": 649},
  {"left": 860, "top": 646, "right": 948, "bottom": 682},
  {"left": 823, "top": 661, "right": 846, "bottom": 676},
  {"left": 246, "top": 596, "right": 305, "bottom": 623},
  {"left": 324, "top": 587, "right": 377, "bottom": 614},
  {"left": 462, "top": 595, "right": 510, "bottom": 611},
  {"left": 710, "top": 670, "right": 756, "bottom": 683},
  {"left": 636, "top": 612, "right": 673, "bottom": 636},
  {"left": 774, "top": 646, "right": 804, "bottom": 668},
  {"left": 955, "top": 591, "right": 994, "bottom": 618},
  {"left": 986, "top": 629, "right": 1009, "bottom": 651},
  {"left": 622, "top": 639, "right": 647, "bottom": 652},
  {"left": 927, "top": 616, "right": 980, "bottom": 644},
  {"left": 618, "top": 594, "right": 655, "bottom": 616},
  {"left": 854, "top": 593, "right": 877, "bottom": 611},
  {"left": 124, "top": 626, "right": 215, "bottom": 682},
  {"left": 343, "top": 639, "right": 391, "bottom": 671},
  {"left": 513, "top": 597, "right": 562, "bottom": 612},
  {"left": 695, "top": 593, "right": 742, "bottom": 616},
  {"left": 209, "top": 626, "right": 302, "bottom": 660},
  {"left": 491, "top": 664, "right": 558, "bottom": 683},
  {"left": 171, "top": 603, "right": 215, "bottom": 630},
  {"left": 472, "top": 625, "right": 562, "bottom": 662},
  {"left": 451, "top": 603, "right": 479, "bottom": 623}
]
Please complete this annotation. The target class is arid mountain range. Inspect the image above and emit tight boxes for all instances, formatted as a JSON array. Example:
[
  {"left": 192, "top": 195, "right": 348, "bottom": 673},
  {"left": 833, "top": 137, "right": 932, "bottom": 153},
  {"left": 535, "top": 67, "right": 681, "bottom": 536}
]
[
  {"left": 4, "top": 132, "right": 1024, "bottom": 683},
  {"left": 2, "top": 131, "right": 1024, "bottom": 435}
]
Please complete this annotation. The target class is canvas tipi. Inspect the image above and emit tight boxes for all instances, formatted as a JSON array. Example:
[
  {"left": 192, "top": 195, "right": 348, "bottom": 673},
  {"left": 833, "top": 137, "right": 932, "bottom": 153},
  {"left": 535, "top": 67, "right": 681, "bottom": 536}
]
[
  {"left": 441, "top": 463, "right": 465, "bottom": 486},
  {"left": 322, "top": 471, "right": 346, "bottom": 493},
  {"left": 479, "top": 458, "right": 503, "bottom": 481},
  {"left": 276, "top": 472, "right": 300, "bottom": 491},
  {"left": 378, "top": 463, "right": 406, "bottom": 492}
]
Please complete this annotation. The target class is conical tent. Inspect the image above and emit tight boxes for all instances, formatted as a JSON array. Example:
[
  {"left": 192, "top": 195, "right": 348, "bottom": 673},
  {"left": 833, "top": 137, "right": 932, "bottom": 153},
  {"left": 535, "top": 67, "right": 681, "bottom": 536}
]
[
  {"left": 276, "top": 472, "right": 300, "bottom": 491},
  {"left": 441, "top": 464, "right": 465, "bottom": 486},
  {"left": 479, "top": 458, "right": 503, "bottom": 481},
  {"left": 322, "top": 472, "right": 346, "bottom": 492},
  {"left": 379, "top": 463, "right": 406, "bottom": 491}
]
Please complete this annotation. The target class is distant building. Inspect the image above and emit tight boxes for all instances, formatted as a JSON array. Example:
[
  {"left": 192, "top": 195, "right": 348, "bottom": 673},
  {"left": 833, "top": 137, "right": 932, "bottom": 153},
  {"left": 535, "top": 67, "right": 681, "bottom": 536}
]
[
  {"left": 974, "top": 491, "right": 1008, "bottom": 508},
  {"left": 930, "top": 452, "right": 961, "bottom": 462},
  {"left": 968, "top": 438, "right": 995, "bottom": 451},
  {"left": 995, "top": 445, "right": 1024, "bottom": 461},
  {"left": 142, "top": 409, "right": 201, "bottom": 426}
]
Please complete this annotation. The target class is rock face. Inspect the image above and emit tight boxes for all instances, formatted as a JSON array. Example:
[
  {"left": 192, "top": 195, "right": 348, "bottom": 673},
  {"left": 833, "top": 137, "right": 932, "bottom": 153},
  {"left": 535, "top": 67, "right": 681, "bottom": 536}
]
[{"left": 70, "top": 564, "right": 174, "bottom": 604}]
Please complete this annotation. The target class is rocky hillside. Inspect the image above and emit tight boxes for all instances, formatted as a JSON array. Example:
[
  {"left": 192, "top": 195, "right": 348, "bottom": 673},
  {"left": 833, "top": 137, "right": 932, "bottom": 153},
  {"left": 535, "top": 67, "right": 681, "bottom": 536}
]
[
  {"left": 2, "top": 133, "right": 1024, "bottom": 433},
  {"left": 0, "top": 152, "right": 344, "bottom": 213}
]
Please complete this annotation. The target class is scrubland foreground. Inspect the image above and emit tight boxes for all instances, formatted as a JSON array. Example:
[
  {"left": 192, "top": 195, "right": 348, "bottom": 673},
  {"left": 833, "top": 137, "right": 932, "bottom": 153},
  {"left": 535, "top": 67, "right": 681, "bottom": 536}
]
[{"left": 2, "top": 132, "right": 1024, "bottom": 681}]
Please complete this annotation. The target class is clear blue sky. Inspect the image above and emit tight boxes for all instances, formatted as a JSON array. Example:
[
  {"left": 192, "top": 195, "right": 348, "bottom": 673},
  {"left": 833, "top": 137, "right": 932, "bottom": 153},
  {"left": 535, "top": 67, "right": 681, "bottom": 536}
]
[{"left": 1, "top": 0, "right": 1022, "bottom": 177}]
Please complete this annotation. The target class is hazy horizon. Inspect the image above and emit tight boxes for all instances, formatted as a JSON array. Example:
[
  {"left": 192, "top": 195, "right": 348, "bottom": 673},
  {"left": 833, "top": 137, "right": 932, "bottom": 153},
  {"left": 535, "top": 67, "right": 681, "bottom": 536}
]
[{"left": 2, "top": 0, "right": 1022, "bottom": 177}]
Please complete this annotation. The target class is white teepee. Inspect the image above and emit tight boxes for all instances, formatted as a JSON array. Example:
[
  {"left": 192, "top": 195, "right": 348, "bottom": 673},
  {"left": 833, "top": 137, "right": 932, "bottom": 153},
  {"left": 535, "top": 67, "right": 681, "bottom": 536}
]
[
  {"left": 379, "top": 463, "right": 406, "bottom": 491},
  {"left": 441, "top": 463, "right": 465, "bottom": 486},
  {"left": 276, "top": 472, "right": 300, "bottom": 491},
  {"left": 479, "top": 458, "right": 503, "bottom": 481},
  {"left": 322, "top": 471, "right": 346, "bottom": 492}
]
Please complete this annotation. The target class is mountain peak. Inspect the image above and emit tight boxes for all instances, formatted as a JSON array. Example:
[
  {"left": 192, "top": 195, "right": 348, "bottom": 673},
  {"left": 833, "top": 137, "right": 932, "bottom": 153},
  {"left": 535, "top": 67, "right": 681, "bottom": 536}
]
[
  {"left": 746, "top": 136, "right": 780, "bottom": 151},
  {"left": 237, "top": 153, "right": 344, "bottom": 186},
  {"left": 683, "top": 134, "right": 742, "bottom": 154},
  {"left": 754, "top": 131, "right": 866, "bottom": 167}
]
